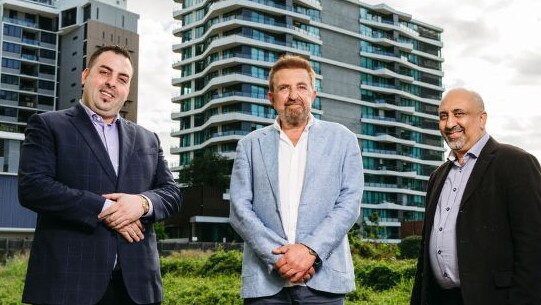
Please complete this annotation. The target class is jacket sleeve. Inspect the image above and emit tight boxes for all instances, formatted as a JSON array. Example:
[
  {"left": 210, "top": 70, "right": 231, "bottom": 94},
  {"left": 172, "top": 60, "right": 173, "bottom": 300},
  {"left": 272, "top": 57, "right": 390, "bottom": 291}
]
[
  {"left": 140, "top": 132, "right": 182, "bottom": 223},
  {"left": 506, "top": 152, "right": 541, "bottom": 304},
  {"left": 18, "top": 114, "right": 105, "bottom": 231},
  {"left": 299, "top": 133, "right": 364, "bottom": 261},
  {"left": 229, "top": 139, "right": 288, "bottom": 268}
]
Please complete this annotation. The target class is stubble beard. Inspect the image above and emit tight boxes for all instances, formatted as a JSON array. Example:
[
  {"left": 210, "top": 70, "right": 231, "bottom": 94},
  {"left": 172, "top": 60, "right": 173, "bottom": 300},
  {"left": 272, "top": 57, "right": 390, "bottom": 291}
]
[{"left": 443, "top": 133, "right": 466, "bottom": 152}]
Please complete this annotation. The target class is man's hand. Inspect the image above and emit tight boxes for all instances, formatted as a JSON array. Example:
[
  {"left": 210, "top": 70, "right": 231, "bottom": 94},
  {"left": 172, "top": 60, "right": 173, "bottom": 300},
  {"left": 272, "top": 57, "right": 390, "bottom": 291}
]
[
  {"left": 272, "top": 244, "right": 317, "bottom": 283},
  {"left": 98, "top": 193, "right": 145, "bottom": 230},
  {"left": 117, "top": 220, "right": 145, "bottom": 243}
]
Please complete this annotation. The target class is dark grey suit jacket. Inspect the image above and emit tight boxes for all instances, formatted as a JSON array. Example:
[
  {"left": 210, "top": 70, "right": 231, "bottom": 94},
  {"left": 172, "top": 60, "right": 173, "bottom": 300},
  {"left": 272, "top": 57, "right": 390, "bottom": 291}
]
[
  {"left": 411, "top": 137, "right": 541, "bottom": 305},
  {"left": 18, "top": 104, "right": 181, "bottom": 305}
]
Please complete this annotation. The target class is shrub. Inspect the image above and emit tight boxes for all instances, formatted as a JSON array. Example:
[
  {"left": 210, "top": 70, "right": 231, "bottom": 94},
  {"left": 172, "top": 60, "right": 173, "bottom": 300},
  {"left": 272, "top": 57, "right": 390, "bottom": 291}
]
[
  {"left": 350, "top": 240, "right": 399, "bottom": 259},
  {"left": 363, "top": 264, "right": 401, "bottom": 291},
  {"left": 200, "top": 250, "right": 242, "bottom": 276},
  {"left": 398, "top": 235, "right": 422, "bottom": 259},
  {"left": 161, "top": 255, "right": 205, "bottom": 276}
]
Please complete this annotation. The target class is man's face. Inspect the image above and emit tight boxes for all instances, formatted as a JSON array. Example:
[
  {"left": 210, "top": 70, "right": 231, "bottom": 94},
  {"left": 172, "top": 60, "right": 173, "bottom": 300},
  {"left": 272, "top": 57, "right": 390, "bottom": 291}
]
[
  {"left": 81, "top": 51, "right": 132, "bottom": 122},
  {"left": 268, "top": 68, "right": 316, "bottom": 128},
  {"left": 438, "top": 90, "right": 487, "bottom": 156}
]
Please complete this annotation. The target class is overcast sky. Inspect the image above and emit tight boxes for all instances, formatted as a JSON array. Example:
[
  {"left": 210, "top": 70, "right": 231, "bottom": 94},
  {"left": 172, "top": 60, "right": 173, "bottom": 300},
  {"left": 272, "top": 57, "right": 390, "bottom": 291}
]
[{"left": 127, "top": 0, "right": 541, "bottom": 163}]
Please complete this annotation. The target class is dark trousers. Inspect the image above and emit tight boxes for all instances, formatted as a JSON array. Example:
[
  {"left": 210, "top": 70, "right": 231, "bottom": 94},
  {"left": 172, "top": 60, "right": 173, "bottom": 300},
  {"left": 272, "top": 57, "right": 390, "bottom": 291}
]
[
  {"left": 96, "top": 269, "right": 161, "bottom": 305},
  {"left": 433, "top": 287, "right": 463, "bottom": 305},
  {"left": 244, "top": 286, "right": 345, "bottom": 305}
]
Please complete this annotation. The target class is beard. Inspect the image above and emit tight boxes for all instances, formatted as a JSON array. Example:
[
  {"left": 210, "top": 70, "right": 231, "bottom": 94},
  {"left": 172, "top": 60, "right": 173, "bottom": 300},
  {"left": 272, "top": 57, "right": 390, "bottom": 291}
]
[
  {"left": 442, "top": 127, "right": 466, "bottom": 151},
  {"left": 280, "top": 99, "right": 310, "bottom": 127}
]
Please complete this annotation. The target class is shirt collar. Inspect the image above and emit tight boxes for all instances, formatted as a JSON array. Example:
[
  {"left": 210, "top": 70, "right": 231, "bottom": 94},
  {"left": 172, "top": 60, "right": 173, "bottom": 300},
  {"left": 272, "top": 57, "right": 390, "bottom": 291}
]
[
  {"left": 273, "top": 113, "right": 315, "bottom": 133},
  {"left": 447, "top": 132, "right": 490, "bottom": 162},
  {"left": 79, "top": 100, "right": 120, "bottom": 125}
]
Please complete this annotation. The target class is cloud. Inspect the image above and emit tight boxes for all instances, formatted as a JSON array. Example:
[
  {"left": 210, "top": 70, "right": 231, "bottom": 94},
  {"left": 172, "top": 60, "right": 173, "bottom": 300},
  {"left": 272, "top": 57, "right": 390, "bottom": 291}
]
[
  {"left": 508, "top": 50, "right": 541, "bottom": 85},
  {"left": 490, "top": 115, "right": 541, "bottom": 161},
  {"left": 127, "top": 0, "right": 180, "bottom": 162}
]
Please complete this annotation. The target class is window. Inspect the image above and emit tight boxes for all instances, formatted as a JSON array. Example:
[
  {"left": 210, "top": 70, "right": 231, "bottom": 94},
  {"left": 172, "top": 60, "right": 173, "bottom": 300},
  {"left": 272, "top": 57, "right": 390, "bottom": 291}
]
[
  {"left": 2, "top": 42, "right": 21, "bottom": 54},
  {"left": 83, "top": 4, "right": 91, "bottom": 22},
  {"left": 3, "top": 24, "right": 22, "bottom": 37},
  {"left": 41, "top": 32, "right": 56, "bottom": 44},
  {"left": 2, "top": 58, "right": 20, "bottom": 69},
  {"left": 38, "top": 95, "right": 54, "bottom": 106},
  {"left": 0, "top": 90, "right": 19, "bottom": 101},
  {"left": 61, "top": 7, "right": 77, "bottom": 27},
  {"left": 40, "top": 49, "right": 56, "bottom": 60},
  {"left": 96, "top": 7, "right": 99, "bottom": 19},
  {"left": 38, "top": 80, "right": 55, "bottom": 90},
  {"left": 0, "top": 106, "right": 17, "bottom": 117},
  {"left": 39, "top": 64, "right": 55, "bottom": 75},
  {"left": 1, "top": 74, "right": 19, "bottom": 85}
]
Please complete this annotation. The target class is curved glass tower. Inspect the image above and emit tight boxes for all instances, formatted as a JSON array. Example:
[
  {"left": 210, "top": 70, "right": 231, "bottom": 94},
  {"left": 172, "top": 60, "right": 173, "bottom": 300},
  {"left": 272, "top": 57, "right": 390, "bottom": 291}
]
[{"left": 172, "top": 0, "right": 444, "bottom": 242}]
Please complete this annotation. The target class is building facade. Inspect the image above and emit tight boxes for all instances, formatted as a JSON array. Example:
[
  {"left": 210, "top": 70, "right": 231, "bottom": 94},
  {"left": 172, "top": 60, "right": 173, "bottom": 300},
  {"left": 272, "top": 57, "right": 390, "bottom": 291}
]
[
  {"left": 171, "top": 0, "right": 445, "bottom": 242},
  {"left": 0, "top": 0, "right": 139, "bottom": 233}
]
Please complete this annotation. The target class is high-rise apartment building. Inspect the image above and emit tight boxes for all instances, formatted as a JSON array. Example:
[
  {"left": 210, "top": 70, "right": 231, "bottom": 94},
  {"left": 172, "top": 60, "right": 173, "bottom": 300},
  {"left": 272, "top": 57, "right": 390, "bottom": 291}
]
[
  {"left": 0, "top": 0, "right": 138, "bottom": 174},
  {"left": 0, "top": 0, "right": 138, "bottom": 235},
  {"left": 171, "top": 0, "right": 445, "bottom": 242}
]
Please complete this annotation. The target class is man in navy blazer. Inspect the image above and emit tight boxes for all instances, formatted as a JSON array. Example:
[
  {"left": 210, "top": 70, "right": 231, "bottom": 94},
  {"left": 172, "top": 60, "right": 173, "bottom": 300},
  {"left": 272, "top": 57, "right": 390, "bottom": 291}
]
[
  {"left": 18, "top": 45, "right": 181, "bottom": 305},
  {"left": 410, "top": 88, "right": 541, "bottom": 305},
  {"left": 230, "top": 55, "right": 364, "bottom": 304}
]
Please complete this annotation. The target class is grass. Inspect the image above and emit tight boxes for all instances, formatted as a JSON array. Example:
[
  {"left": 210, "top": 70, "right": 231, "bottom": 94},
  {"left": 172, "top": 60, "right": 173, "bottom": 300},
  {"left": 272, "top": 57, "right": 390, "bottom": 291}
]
[{"left": 0, "top": 251, "right": 413, "bottom": 305}]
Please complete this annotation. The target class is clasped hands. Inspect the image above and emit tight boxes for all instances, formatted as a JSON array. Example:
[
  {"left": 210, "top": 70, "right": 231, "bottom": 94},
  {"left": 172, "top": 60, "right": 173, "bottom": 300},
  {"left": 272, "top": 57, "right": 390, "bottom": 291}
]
[
  {"left": 98, "top": 193, "right": 146, "bottom": 243},
  {"left": 272, "top": 244, "right": 317, "bottom": 283}
]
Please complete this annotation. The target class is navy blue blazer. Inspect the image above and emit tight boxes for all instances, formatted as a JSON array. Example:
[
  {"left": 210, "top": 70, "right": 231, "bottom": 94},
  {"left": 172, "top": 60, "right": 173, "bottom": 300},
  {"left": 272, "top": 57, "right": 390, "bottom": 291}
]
[{"left": 18, "top": 104, "right": 181, "bottom": 305}]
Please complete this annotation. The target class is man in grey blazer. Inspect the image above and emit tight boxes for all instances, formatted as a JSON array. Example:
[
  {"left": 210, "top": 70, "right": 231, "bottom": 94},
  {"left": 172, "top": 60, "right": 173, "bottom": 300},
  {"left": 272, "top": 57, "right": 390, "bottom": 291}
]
[
  {"left": 18, "top": 45, "right": 181, "bottom": 305},
  {"left": 230, "top": 55, "right": 364, "bottom": 304}
]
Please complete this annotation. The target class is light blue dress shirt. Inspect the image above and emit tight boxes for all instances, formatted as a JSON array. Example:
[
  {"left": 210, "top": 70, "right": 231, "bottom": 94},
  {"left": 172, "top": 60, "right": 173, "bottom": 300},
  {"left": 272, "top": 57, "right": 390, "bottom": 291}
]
[{"left": 429, "top": 132, "right": 490, "bottom": 288}]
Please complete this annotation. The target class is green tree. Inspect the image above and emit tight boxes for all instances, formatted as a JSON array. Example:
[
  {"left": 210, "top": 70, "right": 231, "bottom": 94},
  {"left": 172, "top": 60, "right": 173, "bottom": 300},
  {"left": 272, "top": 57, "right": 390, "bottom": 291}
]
[
  {"left": 153, "top": 221, "right": 168, "bottom": 241},
  {"left": 178, "top": 151, "right": 231, "bottom": 190},
  {"left": 363, "top": 211, "right": 381, "bottom": 240}
]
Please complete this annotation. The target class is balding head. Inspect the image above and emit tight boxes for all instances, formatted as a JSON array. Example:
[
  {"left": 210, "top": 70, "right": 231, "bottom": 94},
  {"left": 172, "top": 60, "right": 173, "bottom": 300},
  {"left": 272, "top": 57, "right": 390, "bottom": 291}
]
[
  {"left": 441, "top": 88, "right": 485, "bottom": 113},
  {"left": 438, "top": 88, "right": 488, "bottom": 161}
]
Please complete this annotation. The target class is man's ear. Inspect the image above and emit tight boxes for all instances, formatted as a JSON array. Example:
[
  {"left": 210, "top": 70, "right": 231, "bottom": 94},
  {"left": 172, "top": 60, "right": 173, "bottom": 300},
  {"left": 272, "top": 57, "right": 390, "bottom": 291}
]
[
  {"left": 81, "top": 68, "right": 90, "bottom": 86},
  {"left": 268, "top": 91, "right": 274, "bottom": 106}
]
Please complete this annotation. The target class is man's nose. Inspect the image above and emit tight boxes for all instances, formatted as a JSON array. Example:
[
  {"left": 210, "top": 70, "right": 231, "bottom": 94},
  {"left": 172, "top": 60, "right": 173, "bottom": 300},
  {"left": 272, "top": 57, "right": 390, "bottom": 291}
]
[
  {"left": 105, "top": 75, "right": 116, "bottom": 88},
  {"left": 288, "top": 88, "right": 299, "bottom": 99},
  {"left": 445, "top": 116, "right": 457, "bottom": 128}
]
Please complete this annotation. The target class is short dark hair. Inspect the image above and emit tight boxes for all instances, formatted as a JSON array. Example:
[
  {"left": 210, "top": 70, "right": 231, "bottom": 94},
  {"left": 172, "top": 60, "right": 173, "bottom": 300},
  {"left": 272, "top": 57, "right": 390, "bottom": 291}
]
[{"left": 87, "top": 45, "right": 132, "bottom": 69}]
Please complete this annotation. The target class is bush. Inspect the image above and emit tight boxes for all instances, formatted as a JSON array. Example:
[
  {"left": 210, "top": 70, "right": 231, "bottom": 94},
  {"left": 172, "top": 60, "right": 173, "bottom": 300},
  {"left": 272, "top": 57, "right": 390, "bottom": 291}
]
[
  {"left": 161, "top": 255, "right": 205, "bottom": 276},
  {"left": 398, "top": 235, "right": 422, "bottom": 259},
  {"left": 361, "top": 263, "right": 401, "bottom": 291},
  {"left": 354, "top": 257, "right": 417, "bottom": 291},
  {"left": 200, "top": 250, "right": 242, "bottom": 276},
  {"left": 350, "top": 239, "right": 399, "bottom": 260}
]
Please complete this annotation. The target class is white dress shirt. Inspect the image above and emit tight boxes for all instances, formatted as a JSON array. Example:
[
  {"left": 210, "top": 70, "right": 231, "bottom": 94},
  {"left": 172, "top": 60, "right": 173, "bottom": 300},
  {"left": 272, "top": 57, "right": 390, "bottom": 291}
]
[{"left": 274, "top": 115, "right": 314, "bottom": 244}]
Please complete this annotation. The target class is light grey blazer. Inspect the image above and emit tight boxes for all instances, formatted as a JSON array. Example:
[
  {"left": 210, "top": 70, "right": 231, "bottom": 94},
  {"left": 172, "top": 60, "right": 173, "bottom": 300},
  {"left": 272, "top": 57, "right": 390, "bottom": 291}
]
[{"left": 230, "top": 119, "right": 364, "bottom": 298}]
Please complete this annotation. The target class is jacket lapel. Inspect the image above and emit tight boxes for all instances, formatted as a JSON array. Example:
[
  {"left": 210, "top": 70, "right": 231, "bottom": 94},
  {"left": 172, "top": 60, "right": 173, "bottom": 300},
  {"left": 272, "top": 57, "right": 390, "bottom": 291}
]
[
  {"left": 300, "top": 122, "right": 324, "bottom": 205},
  {"left": 116, "top": 118, "right": 136, "bottom": 190},
  {"left": 258, "top": 128, "right": 280, "bottom": 212},
  {"left": 424, "top": 161, "right": 452, "bottom": 235},
  {"left": 68, "top": 104, "right": 117, "bottom": 184},
  {"left": 460, "top": 137, "right": 497, "bottom": 209}
]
